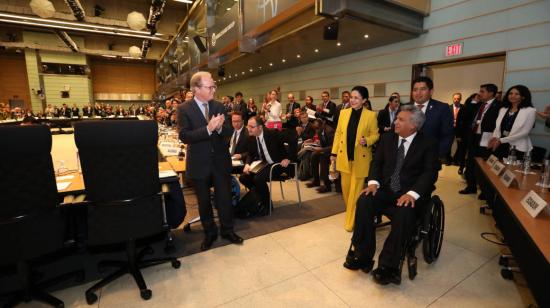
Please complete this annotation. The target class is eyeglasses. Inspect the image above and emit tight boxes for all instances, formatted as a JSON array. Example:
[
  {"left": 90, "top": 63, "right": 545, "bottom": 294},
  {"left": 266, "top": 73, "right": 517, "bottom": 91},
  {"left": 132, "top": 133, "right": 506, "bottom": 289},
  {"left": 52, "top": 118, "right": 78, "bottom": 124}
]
[
  {"left": 198, "top": 85, "right": 217, "bottom": 91},
  {"left": 247, "top": 125, "right": 258, "bottom": 129}
]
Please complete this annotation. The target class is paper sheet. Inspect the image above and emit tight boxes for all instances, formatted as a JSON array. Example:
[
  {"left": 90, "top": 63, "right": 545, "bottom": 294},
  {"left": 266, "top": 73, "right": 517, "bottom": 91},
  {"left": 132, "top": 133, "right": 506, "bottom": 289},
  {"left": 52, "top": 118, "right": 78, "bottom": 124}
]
[
  {"left": 232, "top": 159, "right": 244, "bottom": 167},
  {"left": 159, "top": 170, "right": 177, "bottom": 178},
  {"left": 56, "top": 175, "right": 75, "bottom": 181},
  {"left": 56, "top": 182, "right": 71, "bottom": 191},
  {"left": 479, "top": 132, "right": 493, "bottom": 147}
]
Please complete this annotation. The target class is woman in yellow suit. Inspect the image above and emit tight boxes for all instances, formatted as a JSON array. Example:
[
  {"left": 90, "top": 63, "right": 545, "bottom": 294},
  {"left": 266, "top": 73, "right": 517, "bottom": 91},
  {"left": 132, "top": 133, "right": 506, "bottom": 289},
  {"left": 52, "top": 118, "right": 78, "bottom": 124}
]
[{"left": 331, "top": 86, "right": 379, "bottom": 231}]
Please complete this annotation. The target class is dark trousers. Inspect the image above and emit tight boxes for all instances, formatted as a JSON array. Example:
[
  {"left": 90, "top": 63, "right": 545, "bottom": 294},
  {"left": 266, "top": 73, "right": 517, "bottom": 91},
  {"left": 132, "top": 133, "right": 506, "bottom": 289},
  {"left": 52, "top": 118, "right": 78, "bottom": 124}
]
[
  {"left": 310, "top": 151, "right": 330, "bottom": 185},
  {"left": 239, "top": 164, "right": 288, "bottom": 206},
  {"left": 352, "top": 190, "right": 424, "bottom": 269},
  {"left": 453, "top": 136, "right": 467, "bottom": 168},
  {"left": 464, "top": 134, "right": 489, "bottom": 190},
  {"left": 191, "top": 170, "right": 234, "bottom": 236}
]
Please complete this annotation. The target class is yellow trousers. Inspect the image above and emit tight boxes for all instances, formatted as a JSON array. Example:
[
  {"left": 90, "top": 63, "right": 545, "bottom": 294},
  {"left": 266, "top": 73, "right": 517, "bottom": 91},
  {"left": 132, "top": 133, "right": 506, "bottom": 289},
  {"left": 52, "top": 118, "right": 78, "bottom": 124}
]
[{"left": 340, "top": 161, "right": 366, "bottom": 232}]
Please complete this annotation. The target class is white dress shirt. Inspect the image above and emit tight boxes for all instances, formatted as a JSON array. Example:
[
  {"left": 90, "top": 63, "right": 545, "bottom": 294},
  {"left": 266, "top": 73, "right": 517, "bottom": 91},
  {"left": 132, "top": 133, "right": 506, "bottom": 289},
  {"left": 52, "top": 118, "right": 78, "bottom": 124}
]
[
  {"left": 230, "top": 127, "right": 243, "bottom": 154},
  {"left": 414, "top": 101, "right": 429, "bottom": 114},
  {"left": 258, "top": 131, "right": 275, "bottom": 164}
]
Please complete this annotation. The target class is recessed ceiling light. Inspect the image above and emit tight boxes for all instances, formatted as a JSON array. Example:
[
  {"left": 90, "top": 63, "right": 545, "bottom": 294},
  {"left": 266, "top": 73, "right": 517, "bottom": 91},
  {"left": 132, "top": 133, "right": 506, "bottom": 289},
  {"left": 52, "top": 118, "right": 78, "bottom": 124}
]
[
  {"left": 296, "top": 54, "right": 301, "bottom": 58},
  {"left": 174, "top": 0, "right": 193, "bottom": 3},
  {"left": 282, "top": 59, "right": 286, "bottom": 63},
  {"left": 223, "top": 77, "right": 226, "bottom": 80},
  {"left": 226, "top": 7, "right": 231, "bottom": 11},
  {"left": 228, "top": 75, "right": 231, "bottom": 78},
  {"left": 364, "top": 34, "right": 369, "bottom": 38},
  {"left": 259, "top": 66, "right": 262, "bottom": 69},
  {"left": 249, "top": 68, "right": 253, "bottom": 72},
  {"left": 269, "top": 63, "right": 273, "bottom": 66},
  {"left": 241, "top": 71, "right": 245, "bottom": 75},
  {"left": 314, "top": 48, "right": 319, "bottom": 53},
  {"left": 234, "top": 74, "right": 237, "bottom": 77},
  {"left": 337, "top": 42, "right": 341, "bottom": 46}
]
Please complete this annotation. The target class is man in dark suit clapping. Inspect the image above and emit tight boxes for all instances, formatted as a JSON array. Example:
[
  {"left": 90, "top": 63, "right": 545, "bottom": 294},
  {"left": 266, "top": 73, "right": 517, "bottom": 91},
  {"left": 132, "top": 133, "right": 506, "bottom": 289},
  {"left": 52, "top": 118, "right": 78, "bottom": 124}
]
[
  {"left": 177, "top": 71, "right": 243, "bottom": 251},
  {"left": 344, "top": 104, "right": 439, "bottom": 286}
]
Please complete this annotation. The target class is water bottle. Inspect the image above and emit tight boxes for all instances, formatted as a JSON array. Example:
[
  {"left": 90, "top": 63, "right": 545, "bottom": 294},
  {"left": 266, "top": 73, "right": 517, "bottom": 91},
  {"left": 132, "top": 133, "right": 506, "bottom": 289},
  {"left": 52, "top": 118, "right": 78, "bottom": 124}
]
[
  {"left": 329, "top": 159, "right": 339, "bottom": 181},
  {"left": 522, "top": 150, "right": 531, "bottom": 175},
  {"left": 508, "top": 146, "right": 517, "bottom": 166},
  {"left": 538, "top": 159, "right": 550, "bottom": 188}
]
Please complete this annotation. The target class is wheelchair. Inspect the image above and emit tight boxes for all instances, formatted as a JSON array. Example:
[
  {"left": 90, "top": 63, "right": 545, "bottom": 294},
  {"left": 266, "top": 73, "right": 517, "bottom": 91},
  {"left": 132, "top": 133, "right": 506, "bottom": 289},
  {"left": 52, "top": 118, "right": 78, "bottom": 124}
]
[{"left": 375, "top": 195, "right": 445, "bottom": 280}]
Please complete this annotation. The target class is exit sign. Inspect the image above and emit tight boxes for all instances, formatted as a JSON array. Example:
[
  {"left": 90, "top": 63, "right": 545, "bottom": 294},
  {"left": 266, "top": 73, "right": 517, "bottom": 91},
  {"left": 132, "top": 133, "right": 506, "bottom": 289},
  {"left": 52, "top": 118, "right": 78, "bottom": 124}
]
[{"left": 445, "top": 42, "right": 463, "bottom": 57}]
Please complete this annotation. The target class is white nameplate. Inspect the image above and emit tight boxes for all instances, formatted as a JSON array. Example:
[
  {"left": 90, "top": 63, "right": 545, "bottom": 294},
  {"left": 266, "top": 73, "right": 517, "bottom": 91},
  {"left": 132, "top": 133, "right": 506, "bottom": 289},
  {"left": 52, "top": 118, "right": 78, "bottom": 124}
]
[
  {"left": 486, "top": 155, "right": 498, "bottom": 166},
  {"left": 82, "top": 116, "right": 88, "bottom": 118},
  {"left": 72, "top": 116, "right": 79, "bottom": 119},
  {"left": 521, "top": 190, "right": 548, "bottom": 218},
  {"left": 491, "top": 161, "right": 505, "bottom": 176},
  {"left": 500, "top": 169, "right": 517, "bottom": 188}
]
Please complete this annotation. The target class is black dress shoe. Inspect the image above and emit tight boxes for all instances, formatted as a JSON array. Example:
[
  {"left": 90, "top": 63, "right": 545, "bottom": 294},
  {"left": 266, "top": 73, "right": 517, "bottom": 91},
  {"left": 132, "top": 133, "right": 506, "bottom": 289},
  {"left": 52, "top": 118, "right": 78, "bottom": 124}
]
[
  {"left": 306, "top": 181, "right": 320, "bottom": 188},
  {"left": 201, "top": 234, "right": 218, "bottom": 251},
  {"left": 343, "top": 247, "right": 374, "bottom": 272},
  {"left": 372, "top": 266, "right": 401, "bottom": 285},
  {"left": 478, "top": 193, "right": 487, "bottom": 200},
  {"left": 459, "top": 187, "right": 476, "bottom": 194},
  {"left": 221, "top": 232, "right": 244, "bottom": 244},
  {"left": 457, "top": 167, "right": 464, "bottom": 175},
  {"left": 316, "top": 185, "right": 331, "bottom": 193}
]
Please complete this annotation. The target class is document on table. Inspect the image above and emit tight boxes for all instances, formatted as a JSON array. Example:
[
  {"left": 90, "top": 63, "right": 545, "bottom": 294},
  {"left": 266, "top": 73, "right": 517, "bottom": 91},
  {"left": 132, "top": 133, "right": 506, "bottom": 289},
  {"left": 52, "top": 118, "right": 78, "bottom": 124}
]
[
  {"left": 56, "top": 175, "right": 75, "bottom": 181},
  {"left": 159, "top": 170, "right": 178, "bottom": 178},
  {"left": 56, "top": 182, "right": 71, "bottom": 191},
  {"left": 479, "top": 132, "right": 493, "bottom": 147}
]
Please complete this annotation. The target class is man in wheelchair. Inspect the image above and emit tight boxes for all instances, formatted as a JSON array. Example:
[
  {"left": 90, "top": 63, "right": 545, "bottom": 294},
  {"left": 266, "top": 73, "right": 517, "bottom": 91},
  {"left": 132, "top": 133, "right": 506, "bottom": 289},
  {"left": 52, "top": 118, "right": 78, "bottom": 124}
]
[{"left": 344, "top": 105, "right": 440, "bottom": 285}]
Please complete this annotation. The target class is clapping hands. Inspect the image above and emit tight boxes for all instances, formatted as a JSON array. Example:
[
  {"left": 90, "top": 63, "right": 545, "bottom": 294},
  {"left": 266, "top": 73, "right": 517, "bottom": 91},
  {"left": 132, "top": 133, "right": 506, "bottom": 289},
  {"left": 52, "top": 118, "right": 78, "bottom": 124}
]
[{"left": 207, "top": 114, "right": 225, "bottom": 133}]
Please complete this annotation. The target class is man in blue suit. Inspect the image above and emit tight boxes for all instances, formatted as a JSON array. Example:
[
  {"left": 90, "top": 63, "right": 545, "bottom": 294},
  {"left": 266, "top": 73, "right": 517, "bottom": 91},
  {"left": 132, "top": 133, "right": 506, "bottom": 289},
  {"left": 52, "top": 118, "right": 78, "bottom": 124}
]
[{"left": 405, "top": 76, "right": 454, "bottom": 161}]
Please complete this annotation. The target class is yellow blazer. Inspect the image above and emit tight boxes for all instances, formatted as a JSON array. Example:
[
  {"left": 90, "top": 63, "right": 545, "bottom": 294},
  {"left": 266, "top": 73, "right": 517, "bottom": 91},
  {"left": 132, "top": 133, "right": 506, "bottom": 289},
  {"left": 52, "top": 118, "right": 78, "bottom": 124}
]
[{"left": 331, "top": 107, "right": 379, "bottom": 178}]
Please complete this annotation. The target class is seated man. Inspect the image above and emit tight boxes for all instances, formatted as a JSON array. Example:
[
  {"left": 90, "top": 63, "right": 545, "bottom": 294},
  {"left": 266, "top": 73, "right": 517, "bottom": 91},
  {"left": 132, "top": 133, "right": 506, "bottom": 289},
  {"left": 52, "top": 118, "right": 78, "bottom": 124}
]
[
  {"left": 229, "top": 112, "right": 248, "bottom": 162},
  {"left": 295, "top": 110, "right": 314, "bottom": 142},
  {"left": 344, "top": 105, "right": 439, "bottom": 285},
  {"left": 240, "top": 116, "right": 297, "bottom": 214},
  {"left": 306, "top": 119, "right": 335, "bottom": 193}
]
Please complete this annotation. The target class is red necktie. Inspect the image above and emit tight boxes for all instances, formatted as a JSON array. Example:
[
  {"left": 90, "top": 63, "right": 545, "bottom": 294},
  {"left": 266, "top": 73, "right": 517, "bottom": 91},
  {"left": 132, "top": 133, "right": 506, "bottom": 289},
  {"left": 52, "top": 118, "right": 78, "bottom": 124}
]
[{"left": 472, "top": 103, "right": 486, "bottom": 133}]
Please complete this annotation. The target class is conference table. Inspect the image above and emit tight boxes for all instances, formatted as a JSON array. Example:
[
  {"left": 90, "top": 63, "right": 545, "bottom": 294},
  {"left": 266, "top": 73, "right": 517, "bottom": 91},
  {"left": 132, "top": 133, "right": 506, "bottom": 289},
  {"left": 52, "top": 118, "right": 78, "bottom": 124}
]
[{"left": 476, "top": 158, "right": 550, "bottom": 307}]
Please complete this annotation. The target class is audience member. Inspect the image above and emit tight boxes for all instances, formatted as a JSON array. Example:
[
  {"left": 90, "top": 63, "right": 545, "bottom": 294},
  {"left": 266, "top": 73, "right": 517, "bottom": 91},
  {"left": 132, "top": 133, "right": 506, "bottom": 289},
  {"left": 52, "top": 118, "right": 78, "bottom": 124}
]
[
  {"left": 304, "top": 95, "right": 316, "bottom": 111},
  {"left": 264, "top": 89, "right": 283, "bottom": 130},
  {"left": 454, "top": 93, "right": 479, "bottom": 174},
  {"left": 377, "top": 95, "right": 400, "bottom": 135},
  {"left": 334, "top": 91, "right": 350, "bottom": 126},
  {"left": 71, "top": 104, "right": 79, "bottom": 117},
  {"left": 240, "top": 116, "right": 297, "bottom": 215},
  {"left": 246, "top": 98, "right": 258, "bottom": 120},
  {"left": 296, "top": 110, "right": 314, "bottom": 141},
  {"left": 233, "top": 92, "right": 247, "bottom": 115},
  {"left": 488, "top": 85, "right": 536, "bottom": 159},
  {"left": 307, "top": 119, "right": 335, "bottom": 193},
  {"left": 331, "top": 86, "right": 380, "bottom": 231},
  {"left": 344, "top": 104, "right": 439, "bottom": 286},
  {"left": 316, "top": 91, "right": 337, "bottom": 128},
  {"left": 448, "top": 92, "right": 463, "bottom": 165},
  {"left": 460, "top": 83, "right": 502, "bottom": 195},
  {"left": 229, "top": 112, "right": 249, "bottom": 161},
  {"left": 285, "top": 93, "right": 301, "bottom": 124}
]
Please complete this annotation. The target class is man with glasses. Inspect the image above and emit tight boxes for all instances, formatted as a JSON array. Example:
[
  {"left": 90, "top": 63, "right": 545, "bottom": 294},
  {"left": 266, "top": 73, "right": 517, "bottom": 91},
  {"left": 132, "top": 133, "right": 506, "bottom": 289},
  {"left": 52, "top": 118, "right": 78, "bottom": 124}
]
[{"left": 177, "top": 71, "right": 244, "bottom": 251}]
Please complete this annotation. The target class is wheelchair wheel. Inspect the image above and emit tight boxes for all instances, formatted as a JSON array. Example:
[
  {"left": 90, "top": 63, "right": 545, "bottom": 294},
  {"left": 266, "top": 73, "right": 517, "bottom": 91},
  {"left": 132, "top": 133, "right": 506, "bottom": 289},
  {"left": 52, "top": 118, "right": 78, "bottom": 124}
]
[{"left": 423, "top": 195, "right": 445, "bottom": 264}]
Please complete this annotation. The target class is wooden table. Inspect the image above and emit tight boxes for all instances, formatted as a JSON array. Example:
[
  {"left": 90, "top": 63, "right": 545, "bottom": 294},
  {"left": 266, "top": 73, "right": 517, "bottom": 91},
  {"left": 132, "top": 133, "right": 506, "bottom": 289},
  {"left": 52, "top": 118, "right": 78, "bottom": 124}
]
[
  {"left": 57, "top": 162, "right": 178, "bottom": 194},
  {"left": 476, "top": 158, "right": 550, "bottom": 307}
]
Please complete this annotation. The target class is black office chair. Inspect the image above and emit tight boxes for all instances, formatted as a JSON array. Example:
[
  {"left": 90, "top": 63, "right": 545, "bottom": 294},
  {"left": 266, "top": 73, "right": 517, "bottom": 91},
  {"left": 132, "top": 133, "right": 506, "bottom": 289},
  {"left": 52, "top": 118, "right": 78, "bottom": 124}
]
[
  {"left": 73, "top": 120, "right": 180, "bottom": 304},
  {"left": 376, "top": 195, "right": 445, "bottom": 280},
  {"left": 0, "top": 125, "right": 82, "bottom": 307}
]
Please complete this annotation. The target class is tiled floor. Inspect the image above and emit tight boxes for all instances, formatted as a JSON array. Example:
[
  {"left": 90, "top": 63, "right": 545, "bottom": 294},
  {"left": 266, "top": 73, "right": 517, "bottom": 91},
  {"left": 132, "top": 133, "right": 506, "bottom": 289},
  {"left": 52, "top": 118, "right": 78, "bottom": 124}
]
[{"left": 35, "top": 136, "right": 536, "bottom": 307}]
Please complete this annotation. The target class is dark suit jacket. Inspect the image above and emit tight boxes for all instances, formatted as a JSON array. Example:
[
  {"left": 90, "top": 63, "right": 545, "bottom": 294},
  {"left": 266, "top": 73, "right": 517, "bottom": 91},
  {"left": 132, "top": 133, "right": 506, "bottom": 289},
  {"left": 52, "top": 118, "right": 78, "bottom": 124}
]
[
  {"left": 315, "top": 100, "right": 337, "bottom": 126},
  {"left": 405, "top": 99, "right": 453, "bottom": 158},
  {"left": 333, "top": 103, "right": 347, "bottom": 127},
  {"left": 71, "top": 107, "right": 79, "bottom": 117},
  {"left": 377, "top": 107, "right": 398, "bottom": 135},
  {"left": 318, "top": 125, "right": 335, "bottom": 153},
  {"left": 285, "top": 102, "right": 301, "bottom": 114},
  {"left": 298, "top": 122, "right": 315, "bottom": 140},
  {"left": 368, "top": 132, "right": 439, "bottom": 197},
  {"left": 177, "top": 99, "right": 233, "bottom": 179},
  {"left": 245, "top": 128, "right": 297, "bottom": 165},
  {"left": 82, "top": 107, "right": 93, "bottom": 117},
  {"left": 231, "top": 127, "right": 249, "bottom": 160},
  {"left": 478, "top": 100, "right": 501, "bottom": 134}
]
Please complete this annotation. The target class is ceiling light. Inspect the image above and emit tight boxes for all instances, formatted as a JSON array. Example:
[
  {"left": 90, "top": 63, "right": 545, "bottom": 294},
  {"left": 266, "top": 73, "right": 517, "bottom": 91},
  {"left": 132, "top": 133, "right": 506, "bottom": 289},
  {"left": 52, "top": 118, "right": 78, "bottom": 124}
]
[
  {"left": 296, "top": 54, "right": 301, "bottom": 58},
  {"left": 174, "top": 0, "right": 193, "bottom": 3},
  {"left": 249, "top": 68, "right": 253, "bottom": 72},
  {"left": 223, "top": 77, "right": 226, "bottom": 80},
  {"left": 241, "top": 71, "right": 245, "bottom": 75},
  {"left": 234, "top": 74, "right": 237, "bottom": 77},
  {"left": 226, "top": 8, "right": 231, "bottom": 11},
  {"left": 282, "top": 59, "right": 286, "bottom": 63},
  {"left": 269, "top": 63, "right": 273, "bottom": 66},
  {"left": 101, "top": 54, "right": 117, "bottom": 58},
  {"left": 364, "top": 34, "right": 369, "bottom": 38},
  {"left": 337, "top": 42, "right": 341, "bottom": 46},
  {"left": 314, "top": 48, "right": 319, "bottom": 53},
  {"left": 259, "top": 66, "right": 262, "bottom": 69},
  {"left": 228, "top": 75, "right": 231, "bottom": 78}
]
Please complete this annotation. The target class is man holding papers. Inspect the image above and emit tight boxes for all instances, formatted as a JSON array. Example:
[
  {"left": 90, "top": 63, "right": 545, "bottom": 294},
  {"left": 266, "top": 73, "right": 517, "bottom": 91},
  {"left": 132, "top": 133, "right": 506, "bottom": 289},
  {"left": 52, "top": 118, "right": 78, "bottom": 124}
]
[{"left": 239, "top": 116, "right": 297, "bottom": 215}]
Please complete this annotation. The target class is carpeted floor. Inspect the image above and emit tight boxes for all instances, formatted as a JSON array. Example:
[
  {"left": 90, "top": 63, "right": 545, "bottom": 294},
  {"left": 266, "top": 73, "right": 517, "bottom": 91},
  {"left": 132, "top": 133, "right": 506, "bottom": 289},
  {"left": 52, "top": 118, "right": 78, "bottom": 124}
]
[{"left": 0, "top": 194, "right": 344, "bottom": 296}]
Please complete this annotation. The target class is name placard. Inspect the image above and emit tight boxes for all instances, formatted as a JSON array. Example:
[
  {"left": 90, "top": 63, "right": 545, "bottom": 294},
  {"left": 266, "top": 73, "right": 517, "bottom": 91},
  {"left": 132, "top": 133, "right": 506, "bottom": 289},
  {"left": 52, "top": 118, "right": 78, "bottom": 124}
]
[
  {"left": 521, "top": 190, "right": 548, "bottom": 218},
  {"left": 500, "top": 169, "right": 517, "bottom": 188},
  {"left": 487, "top": 155, "right": 498, "bottom": 166},
  {"left": 491, "top": 161, "right": 505, "bottom": 176}
]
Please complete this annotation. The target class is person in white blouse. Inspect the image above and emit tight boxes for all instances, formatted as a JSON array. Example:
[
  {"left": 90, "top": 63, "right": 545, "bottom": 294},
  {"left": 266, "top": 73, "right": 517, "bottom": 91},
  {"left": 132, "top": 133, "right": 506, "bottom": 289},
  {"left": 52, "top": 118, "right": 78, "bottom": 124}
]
[
  {"left": 264, "top": 89, "right": 283, "bottom": 131},
  {"left": 488, "top": 85, "right": 536, "bottom": 159}
]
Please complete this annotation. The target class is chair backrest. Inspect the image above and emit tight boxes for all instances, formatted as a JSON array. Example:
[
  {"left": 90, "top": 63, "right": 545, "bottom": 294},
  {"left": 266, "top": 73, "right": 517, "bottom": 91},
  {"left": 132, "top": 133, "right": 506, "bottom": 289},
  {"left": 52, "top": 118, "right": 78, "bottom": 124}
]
[
  {"left": 0, "top": 125, "right": 64, "bottom": 263},
  {"left": 73, "top": 120, "right": 163, "bottom": 245}
]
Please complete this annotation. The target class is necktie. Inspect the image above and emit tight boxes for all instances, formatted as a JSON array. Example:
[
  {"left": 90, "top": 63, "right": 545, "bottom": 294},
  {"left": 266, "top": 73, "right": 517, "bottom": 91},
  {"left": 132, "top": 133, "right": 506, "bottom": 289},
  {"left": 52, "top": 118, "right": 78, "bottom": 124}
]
[
  {"left": 472, "top": 102, "right": 486, "bottom": 133},
  {"left": 231, "top": 130, "right": 238, "bottom": 155},
  {"left": 256, "top": 137, "right": 265, "bottom": 161},
  {"left": 417, "top": 104, "right": 424, "bottom": 112},
  {"left": 390, "top": 139, "right": 407, "bottom": 193},
  {"left": 202, "top": 103, "right": 209, "bottom": 121}
]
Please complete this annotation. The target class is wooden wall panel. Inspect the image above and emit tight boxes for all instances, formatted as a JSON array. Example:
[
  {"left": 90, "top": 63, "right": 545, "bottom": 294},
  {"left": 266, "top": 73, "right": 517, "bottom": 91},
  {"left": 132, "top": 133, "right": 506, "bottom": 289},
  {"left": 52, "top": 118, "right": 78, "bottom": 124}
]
[
  {"left": 91, "top": 60, "right": 156, "bottom": 95},
  {"left": 0, "top": 53, "right": 31, "bottom": 109}
]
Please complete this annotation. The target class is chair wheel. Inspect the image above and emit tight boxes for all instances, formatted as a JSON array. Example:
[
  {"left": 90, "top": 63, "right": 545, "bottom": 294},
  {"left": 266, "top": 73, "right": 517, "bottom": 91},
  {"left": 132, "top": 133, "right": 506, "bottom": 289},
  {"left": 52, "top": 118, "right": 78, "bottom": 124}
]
[
  {"left": 171, "top": 260, "right": 181, "bottom": 269},
  {"left": 183, "top": 224, "right": 191, "bottom": 233},
  {"left": 86, "top": 292, "right": 98, "bottom": 304},
  {"left": 499, "top": 256, "right": 508, "bottom": 266},
  {"left": 164, "top": 243, "right": 176, "bottom": 254},
  {"left": 501, "top": 269, "right": 513, "bottom": 280},
  {"left": 140, "top": 289, "right": 152, "bottom": 300}
]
